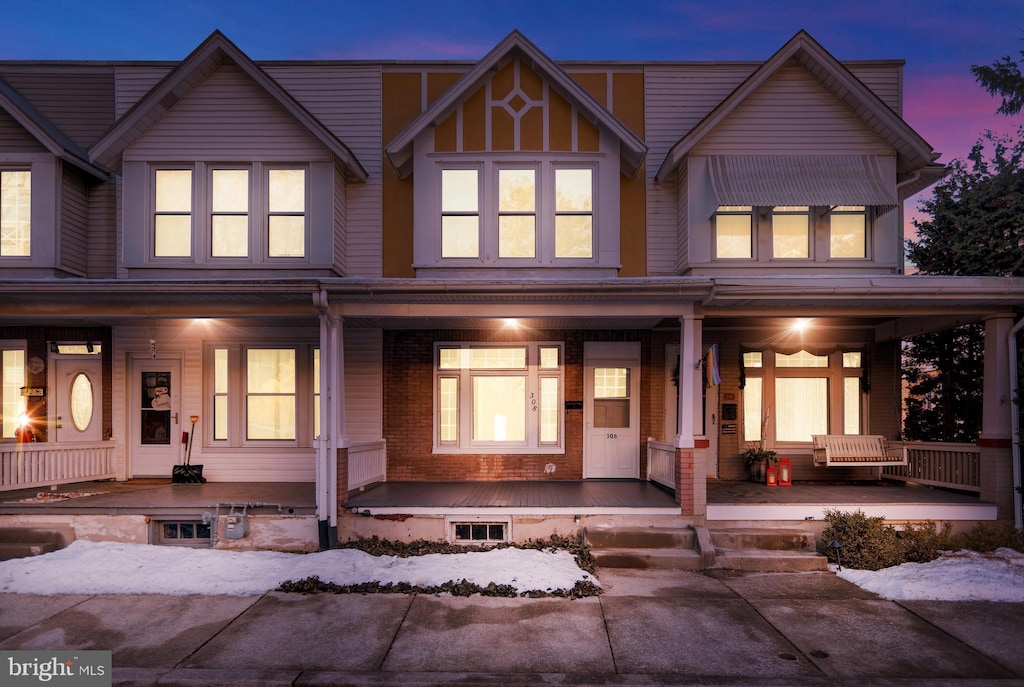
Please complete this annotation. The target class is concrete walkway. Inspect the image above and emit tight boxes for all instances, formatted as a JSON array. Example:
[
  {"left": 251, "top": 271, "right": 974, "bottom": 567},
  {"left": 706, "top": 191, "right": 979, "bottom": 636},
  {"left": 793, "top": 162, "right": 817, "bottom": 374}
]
[{"left": 1, "top": 568, "right": 1022, "bottom": 686}]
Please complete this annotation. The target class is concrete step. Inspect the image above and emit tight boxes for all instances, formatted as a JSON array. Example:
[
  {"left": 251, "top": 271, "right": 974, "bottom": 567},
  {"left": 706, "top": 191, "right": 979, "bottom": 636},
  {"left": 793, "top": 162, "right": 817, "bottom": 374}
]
[
  {"left": 709, "top": 527, "right": 828, "bottom": 572},
  {"left": 590, "top": 547, "right": 705, "bottom": 571},
  {"left": 710, "top": 527, "right": 818, "bottom": 552},
  {"left": 0, "top": 527, "right": 74, "bottom": 561}
]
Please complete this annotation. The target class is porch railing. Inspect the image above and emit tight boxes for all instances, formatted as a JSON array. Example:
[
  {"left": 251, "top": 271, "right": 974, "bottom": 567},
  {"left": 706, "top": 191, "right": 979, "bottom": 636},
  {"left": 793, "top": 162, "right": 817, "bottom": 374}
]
[
  {"left": 882, "top": 441, "right": 981, "bottom": 493},
  {"left": 348, "top": 439, "right": 387, "bottom": 491},
  {"left": 647, "top": 439, "right": 676, "bottom": 490},
  {"left": 0, "top": 441, "right": 117, "bottom": 492}
]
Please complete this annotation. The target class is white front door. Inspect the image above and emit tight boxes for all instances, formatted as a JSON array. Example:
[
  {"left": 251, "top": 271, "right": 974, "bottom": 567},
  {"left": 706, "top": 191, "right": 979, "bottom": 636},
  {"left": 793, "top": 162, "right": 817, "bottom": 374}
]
[
  {"left": 584, "top": 342, "right": 640, "bottom": 478},
  {"left": 53, "top": 358, "right": 102, "bottom": 443},
  {"left": 129, "top": 357, "right": 182, "bottom": 477}
]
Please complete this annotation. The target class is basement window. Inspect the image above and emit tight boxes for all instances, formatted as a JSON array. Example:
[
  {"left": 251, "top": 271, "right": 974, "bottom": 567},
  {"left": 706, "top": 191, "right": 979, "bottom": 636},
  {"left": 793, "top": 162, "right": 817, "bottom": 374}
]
[
  {"left": 153, "top": 520, "right": 212, "bottom": 547},
  {"left": 452, "top": 522, "right": 508, "bottom": 544}
]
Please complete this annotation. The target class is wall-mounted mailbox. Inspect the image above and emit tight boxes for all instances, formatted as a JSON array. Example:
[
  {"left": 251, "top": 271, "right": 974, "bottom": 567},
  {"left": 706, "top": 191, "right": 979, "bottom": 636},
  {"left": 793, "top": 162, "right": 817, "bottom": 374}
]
[{"left": 564, "top": 401, "right": 583, "bottom": 410}]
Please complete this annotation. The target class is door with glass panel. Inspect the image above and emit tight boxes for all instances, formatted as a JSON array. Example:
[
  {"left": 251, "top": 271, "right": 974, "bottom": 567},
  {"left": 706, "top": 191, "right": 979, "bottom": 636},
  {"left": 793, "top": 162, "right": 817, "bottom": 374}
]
[
  {"left": 54, "top": 358, "right": 102, "bottom": 443},
  {"left": 584, "top": 342, "right": 640, "bottom": 478},
  {"left": 130, "top": 357, "right": 181, "bottom": 477}
]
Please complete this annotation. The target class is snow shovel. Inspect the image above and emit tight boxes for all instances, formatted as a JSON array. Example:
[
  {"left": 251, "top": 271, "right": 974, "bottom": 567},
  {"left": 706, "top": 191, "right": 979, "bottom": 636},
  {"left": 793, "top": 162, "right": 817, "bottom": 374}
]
[{"left": 172, "top": 415, "right": 205, "bottom": 483}]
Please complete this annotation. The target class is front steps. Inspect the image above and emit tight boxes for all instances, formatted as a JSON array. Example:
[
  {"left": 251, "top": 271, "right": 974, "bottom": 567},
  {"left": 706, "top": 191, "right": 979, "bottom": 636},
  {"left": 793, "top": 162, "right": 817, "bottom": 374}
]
[
  {"left": 0, "top": 527, "right": 74, "bottom": 561},
  {"left": 586, "top": 525, "right": 828, "bottom": 572}
]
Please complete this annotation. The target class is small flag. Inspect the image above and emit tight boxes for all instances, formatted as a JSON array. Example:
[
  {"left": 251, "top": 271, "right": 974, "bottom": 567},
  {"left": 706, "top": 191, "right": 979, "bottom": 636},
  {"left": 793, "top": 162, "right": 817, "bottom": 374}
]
[{"left": 706, "top": 344, "right": 721, "bottom": 386}]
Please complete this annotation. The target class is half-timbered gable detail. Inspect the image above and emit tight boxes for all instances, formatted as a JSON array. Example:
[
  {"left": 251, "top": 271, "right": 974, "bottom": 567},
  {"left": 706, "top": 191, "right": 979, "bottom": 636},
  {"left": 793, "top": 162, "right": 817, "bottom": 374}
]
[{"left": 386, "top": 31, "right": 647, "bottom": 279}]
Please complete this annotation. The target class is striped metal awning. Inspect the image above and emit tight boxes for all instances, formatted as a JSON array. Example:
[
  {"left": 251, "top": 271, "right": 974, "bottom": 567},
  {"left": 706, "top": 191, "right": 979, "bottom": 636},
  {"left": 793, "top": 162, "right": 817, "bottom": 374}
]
[{"left": 707, "top": 155, "right": 899, "bottom": 212}]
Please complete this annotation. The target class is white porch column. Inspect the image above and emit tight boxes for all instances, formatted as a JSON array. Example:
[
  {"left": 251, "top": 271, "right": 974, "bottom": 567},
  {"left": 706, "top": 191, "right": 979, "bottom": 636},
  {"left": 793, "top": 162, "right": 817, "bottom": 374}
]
[
  {"left": 980, "top": 314, "right": 1016, "bottom": 521},
  {"left": 676, "top": 314, "right": 702, "bottom": 449},
  {"left": 315, "top": 290, "right": 349, "bottom": 547}
]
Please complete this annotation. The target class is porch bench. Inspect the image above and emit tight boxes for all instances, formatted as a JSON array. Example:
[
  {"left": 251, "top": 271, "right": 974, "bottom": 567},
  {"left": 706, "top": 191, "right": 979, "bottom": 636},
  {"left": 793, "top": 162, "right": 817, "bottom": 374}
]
[{"left": 811, "top": 434, "right": 908, "bottom": 467}]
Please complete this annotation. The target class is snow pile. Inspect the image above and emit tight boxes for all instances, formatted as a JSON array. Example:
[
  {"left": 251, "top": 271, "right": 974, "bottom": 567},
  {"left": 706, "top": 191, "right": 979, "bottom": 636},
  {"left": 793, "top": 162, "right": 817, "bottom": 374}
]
[
  {"left": 0, "top": 540, "right": 596, "bottom": 597},
  {"left": 835, "top": 547, "right": 1024, "bottom": 601}
]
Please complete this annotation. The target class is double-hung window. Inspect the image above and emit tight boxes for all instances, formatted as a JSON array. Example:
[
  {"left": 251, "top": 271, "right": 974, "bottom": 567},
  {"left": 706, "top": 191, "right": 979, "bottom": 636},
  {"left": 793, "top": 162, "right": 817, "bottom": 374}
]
[
  {"left": 829, "top": 205, "right": 867, "bottom": 258},
  {"left": 208, "top": 344, "right": 317, "bottom": 446},
  {"left": 152, "top": 164, "right": 307, "bottom": 262},
  {"left": 714, "top": 206, "right": 753, "bottom": 259},
  {"left": 1, "top": 343, "right": 26, "bottom": 439},
  {"left": 438, "top": 162, "right": 594, "bottom": 263},
  {"left": 0, "top": 171, "right": 31, "bottom": 257},
  {"left": 742, "top": 349, "right": 864, "bottom": 445},
  {"left": 435, "top": 342, "right": 563, "bottom": 453}
]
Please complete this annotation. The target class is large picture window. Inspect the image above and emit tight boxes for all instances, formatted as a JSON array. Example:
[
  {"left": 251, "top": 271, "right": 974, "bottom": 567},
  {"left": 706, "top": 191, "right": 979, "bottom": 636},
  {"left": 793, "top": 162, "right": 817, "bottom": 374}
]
[
  {"left": 438, "top": 162, "right": 594, "bottom": 264},
  {"left": 207, "top": 343, "right": 317, "bottom": 446},
  {"left": 435, "top": 342, "right": 563, "bottom": 453},
  {"left": 742, "top": 349, "right": 864, "bottom": 445},
  {"left": 0, "top": 170, "right": 31, "bottom": 257}
]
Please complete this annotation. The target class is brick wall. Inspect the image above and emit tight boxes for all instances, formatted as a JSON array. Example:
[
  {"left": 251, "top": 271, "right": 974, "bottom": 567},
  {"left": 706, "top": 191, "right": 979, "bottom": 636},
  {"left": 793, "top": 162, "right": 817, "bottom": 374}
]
[{"left": 383, "top": 329, "right": 652, "bottom": 482}]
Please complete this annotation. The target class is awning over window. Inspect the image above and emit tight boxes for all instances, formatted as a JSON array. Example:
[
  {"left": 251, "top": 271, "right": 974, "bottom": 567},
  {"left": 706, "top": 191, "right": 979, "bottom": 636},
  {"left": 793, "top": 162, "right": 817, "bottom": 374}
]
[{"left": 707, "top": 155, "right": 898, "bottom": 213}]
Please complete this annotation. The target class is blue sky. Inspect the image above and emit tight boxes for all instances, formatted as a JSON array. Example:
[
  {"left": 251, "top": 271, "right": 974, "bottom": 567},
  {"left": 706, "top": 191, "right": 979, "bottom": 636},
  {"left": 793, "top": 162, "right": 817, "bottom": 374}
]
[{"left": 2, "top": 0, "right": 1022, "bottom": 228}]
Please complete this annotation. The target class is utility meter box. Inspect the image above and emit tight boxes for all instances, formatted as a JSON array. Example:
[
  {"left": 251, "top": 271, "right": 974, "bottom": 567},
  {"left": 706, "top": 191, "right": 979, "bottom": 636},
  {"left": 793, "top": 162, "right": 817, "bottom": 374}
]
[{"left": 225, "top": 512, "right": 250, "bottom": 539}]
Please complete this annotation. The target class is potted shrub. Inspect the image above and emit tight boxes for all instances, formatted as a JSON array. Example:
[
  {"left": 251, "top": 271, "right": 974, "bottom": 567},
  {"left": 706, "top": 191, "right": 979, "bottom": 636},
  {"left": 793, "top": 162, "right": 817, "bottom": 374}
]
[{"left": 742, "top": 443, "right": 778, "bottom": 483}]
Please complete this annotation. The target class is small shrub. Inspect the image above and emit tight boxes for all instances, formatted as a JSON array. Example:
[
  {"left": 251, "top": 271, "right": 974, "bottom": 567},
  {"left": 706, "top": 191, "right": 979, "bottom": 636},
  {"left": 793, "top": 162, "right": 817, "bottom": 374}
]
[
  {"left": 959, "top": 522, "right": 1024, "bottom": 552},
  {"left": 898, "top": 520, "right": 956, "bottom": 563},
  {"left": 821, "top": 509, "right": 903, "bottom": 570}
]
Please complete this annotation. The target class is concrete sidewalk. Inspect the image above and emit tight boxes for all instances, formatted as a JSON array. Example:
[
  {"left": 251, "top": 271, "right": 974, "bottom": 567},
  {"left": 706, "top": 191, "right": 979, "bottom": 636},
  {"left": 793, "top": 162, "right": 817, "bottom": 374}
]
[{"left": 1, "top": 568, "right": 1022, "bottom": 686}]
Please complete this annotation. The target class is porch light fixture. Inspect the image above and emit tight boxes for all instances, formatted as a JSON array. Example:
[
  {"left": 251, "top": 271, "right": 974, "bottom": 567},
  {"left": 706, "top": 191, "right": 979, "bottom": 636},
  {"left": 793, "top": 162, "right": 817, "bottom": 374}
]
[
  {"left": 86, "top": 341, "right": 94, "bottom": 353},
  {"left": 49, "top": 342, "right": 59, "bottom": 353},
  {"left": 791, "top": 318, "right": 810, "bottom": 333},
  {"left": 502, "top": 318, "right": 520, "bottom": 329}
]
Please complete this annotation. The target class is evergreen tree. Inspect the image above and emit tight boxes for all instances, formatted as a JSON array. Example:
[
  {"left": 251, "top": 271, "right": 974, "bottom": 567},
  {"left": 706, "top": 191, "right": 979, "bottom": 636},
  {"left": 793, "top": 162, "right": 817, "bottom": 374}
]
[
  {"left": 971, "top": 42, "right": 1024, "bottom": 116},
  {"left": 903, "top": 131, "right": 1024, "bottom": 441}
]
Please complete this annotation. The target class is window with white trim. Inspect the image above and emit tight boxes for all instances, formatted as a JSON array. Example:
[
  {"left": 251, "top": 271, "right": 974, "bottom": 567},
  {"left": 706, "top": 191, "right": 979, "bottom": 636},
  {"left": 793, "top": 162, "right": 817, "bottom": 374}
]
[
  {"left": 438, "top": 162, "right": 593, "bottom": 263},
  {"left": 829, "top": 205, "right": 867, "bottom": 258},
  {"left": 435, "top": 342, "right": 563, "bottom": 453},
  {"left": 1, "top": 343, "right": 26, "bottom": 439},
  {"left": 714, "top": 205, "right": 873, "bottom": 262},
  {"left": 152, "top": 164, "right": 307, "bottom": 262},
  {"left": 772, "top": 206, "right": 810, "bottom": 259},
  {"left": 207, "top": 344, "right": 318, "bottom": 446},
  {"left": 0, "top": 170, "right": 31, "bottom": 257},
  {"left": 714, "top": 205, "right": 753, "bottom": 259},
  {"left": 742, "top": 349, "right": 864, "bottom": 444}
]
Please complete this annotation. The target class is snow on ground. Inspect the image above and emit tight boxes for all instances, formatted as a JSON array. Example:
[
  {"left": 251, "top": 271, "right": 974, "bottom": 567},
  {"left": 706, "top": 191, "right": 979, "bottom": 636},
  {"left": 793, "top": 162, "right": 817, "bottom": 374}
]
[
  {"left": 1, "top": 540, "right": 1023, "bottom": 600},
  {"left": 834, "top": 547, "right": 1024, "bottom": 602},
  {"left": 0, "top": 540, "right": 595, "bottom": 596}
]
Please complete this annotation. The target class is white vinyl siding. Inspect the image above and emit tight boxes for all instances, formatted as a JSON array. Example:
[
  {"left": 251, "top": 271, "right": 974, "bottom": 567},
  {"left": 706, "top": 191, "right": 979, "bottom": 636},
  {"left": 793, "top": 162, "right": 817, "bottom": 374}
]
[{"left": 344, "top": 328, "right": 383, "bottom": 441}]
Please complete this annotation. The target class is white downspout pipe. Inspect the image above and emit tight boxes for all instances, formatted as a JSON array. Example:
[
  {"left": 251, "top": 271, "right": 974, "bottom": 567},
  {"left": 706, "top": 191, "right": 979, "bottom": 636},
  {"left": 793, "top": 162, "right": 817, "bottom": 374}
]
[
  {"left": 1008, "top": 316, "right": 1024, "bottom": 530},
  {"left": 313, "top": 288, "right": 339, "bottom": 546}
]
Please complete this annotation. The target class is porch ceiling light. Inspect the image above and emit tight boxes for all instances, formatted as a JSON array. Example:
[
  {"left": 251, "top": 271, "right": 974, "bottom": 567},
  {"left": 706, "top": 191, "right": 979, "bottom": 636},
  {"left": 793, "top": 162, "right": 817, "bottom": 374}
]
[
  {"left": 791, "top": 318, "right": 811, "bottom": 333},
  {"left": 502, "top": 318, "right": 521, "bottom": 329}
]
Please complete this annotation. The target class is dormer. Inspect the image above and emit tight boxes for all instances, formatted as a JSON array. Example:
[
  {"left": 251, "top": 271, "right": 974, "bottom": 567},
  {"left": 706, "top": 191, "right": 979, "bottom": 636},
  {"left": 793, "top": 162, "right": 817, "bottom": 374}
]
[
  {"left": 386, "top": 31, "right": 647, "bottom": 279},
  {"left": 655, "top": 31, "right": 946, "bottom": 277},
  {"left": 90, "top": 31, "right": 366, "bottom": 277},
  {"left": 0, "top": 76, "right": 109, "bottom": 277}
]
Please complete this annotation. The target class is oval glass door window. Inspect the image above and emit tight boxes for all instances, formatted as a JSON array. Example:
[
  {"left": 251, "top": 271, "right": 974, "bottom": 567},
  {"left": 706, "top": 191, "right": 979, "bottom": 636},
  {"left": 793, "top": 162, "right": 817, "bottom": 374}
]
[{"left": 70, "top": 372, "right": 94, "bottom": 431}]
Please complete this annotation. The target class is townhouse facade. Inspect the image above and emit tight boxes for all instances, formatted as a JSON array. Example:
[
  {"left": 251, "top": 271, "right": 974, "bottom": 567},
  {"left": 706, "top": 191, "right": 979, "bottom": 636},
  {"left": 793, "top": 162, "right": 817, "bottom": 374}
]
[{"left": 1, "top": 29, "right": 1022, "bottom": 550}]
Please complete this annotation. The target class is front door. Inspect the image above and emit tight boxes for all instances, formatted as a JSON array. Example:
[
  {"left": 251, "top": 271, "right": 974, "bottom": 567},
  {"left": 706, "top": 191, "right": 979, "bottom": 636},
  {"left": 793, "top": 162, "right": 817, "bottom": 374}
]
[
  {"left": 130, "top": 357, "right": 182, "bottom": 477},
  {"left": 53, "top": 357, "right": 102, "bottom": 443},
  {"left": 584, "top": 342, "right": 640, "bottom": 478}
]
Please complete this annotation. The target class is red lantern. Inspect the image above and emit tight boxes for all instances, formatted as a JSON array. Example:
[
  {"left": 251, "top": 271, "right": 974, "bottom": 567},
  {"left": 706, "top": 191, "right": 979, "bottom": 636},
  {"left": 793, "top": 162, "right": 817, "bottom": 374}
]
[
  {"left": 766, "top": 464, "right": 778, "bottom": 486},
  {"left": 778, "top": 458, "right": 792, "bottom": 486}
]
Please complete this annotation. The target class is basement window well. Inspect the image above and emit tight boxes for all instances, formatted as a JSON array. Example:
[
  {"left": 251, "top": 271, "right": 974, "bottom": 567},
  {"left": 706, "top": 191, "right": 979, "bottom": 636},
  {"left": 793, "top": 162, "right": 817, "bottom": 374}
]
[
  {"left": 451, "top": 521, "right": 508, "bottom": 544},
  {"left": 152, "top": 520, "right": 212, "bottom": 547}
]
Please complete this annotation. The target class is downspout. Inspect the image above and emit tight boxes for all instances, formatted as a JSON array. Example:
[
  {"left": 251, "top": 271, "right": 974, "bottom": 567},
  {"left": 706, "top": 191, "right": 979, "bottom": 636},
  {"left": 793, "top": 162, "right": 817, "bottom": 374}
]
[
  {"left": 1008, "top": 315, "right": 1024, "bottom": 530},
  {"left": 313, "top": 288, "right": 338, "bottom": 548}
]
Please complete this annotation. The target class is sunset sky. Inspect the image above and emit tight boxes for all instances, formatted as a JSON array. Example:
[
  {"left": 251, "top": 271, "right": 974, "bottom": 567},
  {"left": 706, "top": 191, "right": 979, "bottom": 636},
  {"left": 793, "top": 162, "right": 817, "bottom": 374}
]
[{"left": 2, "top": 0, "right": 1021, "bottom": 236}]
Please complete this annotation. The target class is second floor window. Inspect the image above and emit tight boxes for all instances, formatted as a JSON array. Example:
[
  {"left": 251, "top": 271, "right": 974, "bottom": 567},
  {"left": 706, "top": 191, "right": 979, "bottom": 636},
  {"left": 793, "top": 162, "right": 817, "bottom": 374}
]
[
  {"left": 714, "top": 205, "right": 753, "bottom": 259},
  {"left": 0, "top": 170, "right": 31, "bottom": 257},
  {"left": 152, "top": 164, "right": 307, "bottom": 261},
  {"left": 829, "top": 205, "right": 867, "bottom": 258},
  {"left": 439, "top": 162, "right": 594, "bottom": 263},
  {"left": 772, "top": 206, "right": 809, "bottom": 259}
]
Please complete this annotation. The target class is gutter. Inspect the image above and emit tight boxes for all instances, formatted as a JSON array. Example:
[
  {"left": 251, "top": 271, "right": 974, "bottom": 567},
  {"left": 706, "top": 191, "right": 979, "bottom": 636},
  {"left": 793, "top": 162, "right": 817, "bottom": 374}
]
[{"left": 1009, "top": 316, "right": 1024, "bottom": 530}]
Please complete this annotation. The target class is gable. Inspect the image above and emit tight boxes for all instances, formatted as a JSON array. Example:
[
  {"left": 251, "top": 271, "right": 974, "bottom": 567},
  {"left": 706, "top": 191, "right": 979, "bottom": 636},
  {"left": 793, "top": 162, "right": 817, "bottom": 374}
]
[
  {"left": 431, "top": 58, "right": 601, "bottom": 155},
  {"left": 693, "top": 61, "right": 893, "bottom": 156},
  {"left": 124, "top": 65, "right": 330, "bottom": 161}
]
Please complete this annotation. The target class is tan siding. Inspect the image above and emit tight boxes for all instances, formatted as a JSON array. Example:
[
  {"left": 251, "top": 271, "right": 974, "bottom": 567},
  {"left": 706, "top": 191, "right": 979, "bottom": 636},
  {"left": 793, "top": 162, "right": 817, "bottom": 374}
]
[
  {"left": 59, "top": 166, "right": 89, "bottom": 276},
  {"left": 87, "top": 180, "right": 117, "bottom": 278},
  {"left": 345, "top": 328, "right": 383, "bottom": 441},
  {"left": 124, "top": 65, "right": 330, "bottom": 161},
  {"left": 2, "top": 69, "right": 114, "bottom": 147},
  {"left": 693, "top": 62, "right": 895, "bottom": 155},
  {"left": 0, "top": 107, "right": 47, "bottom": 151}
]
